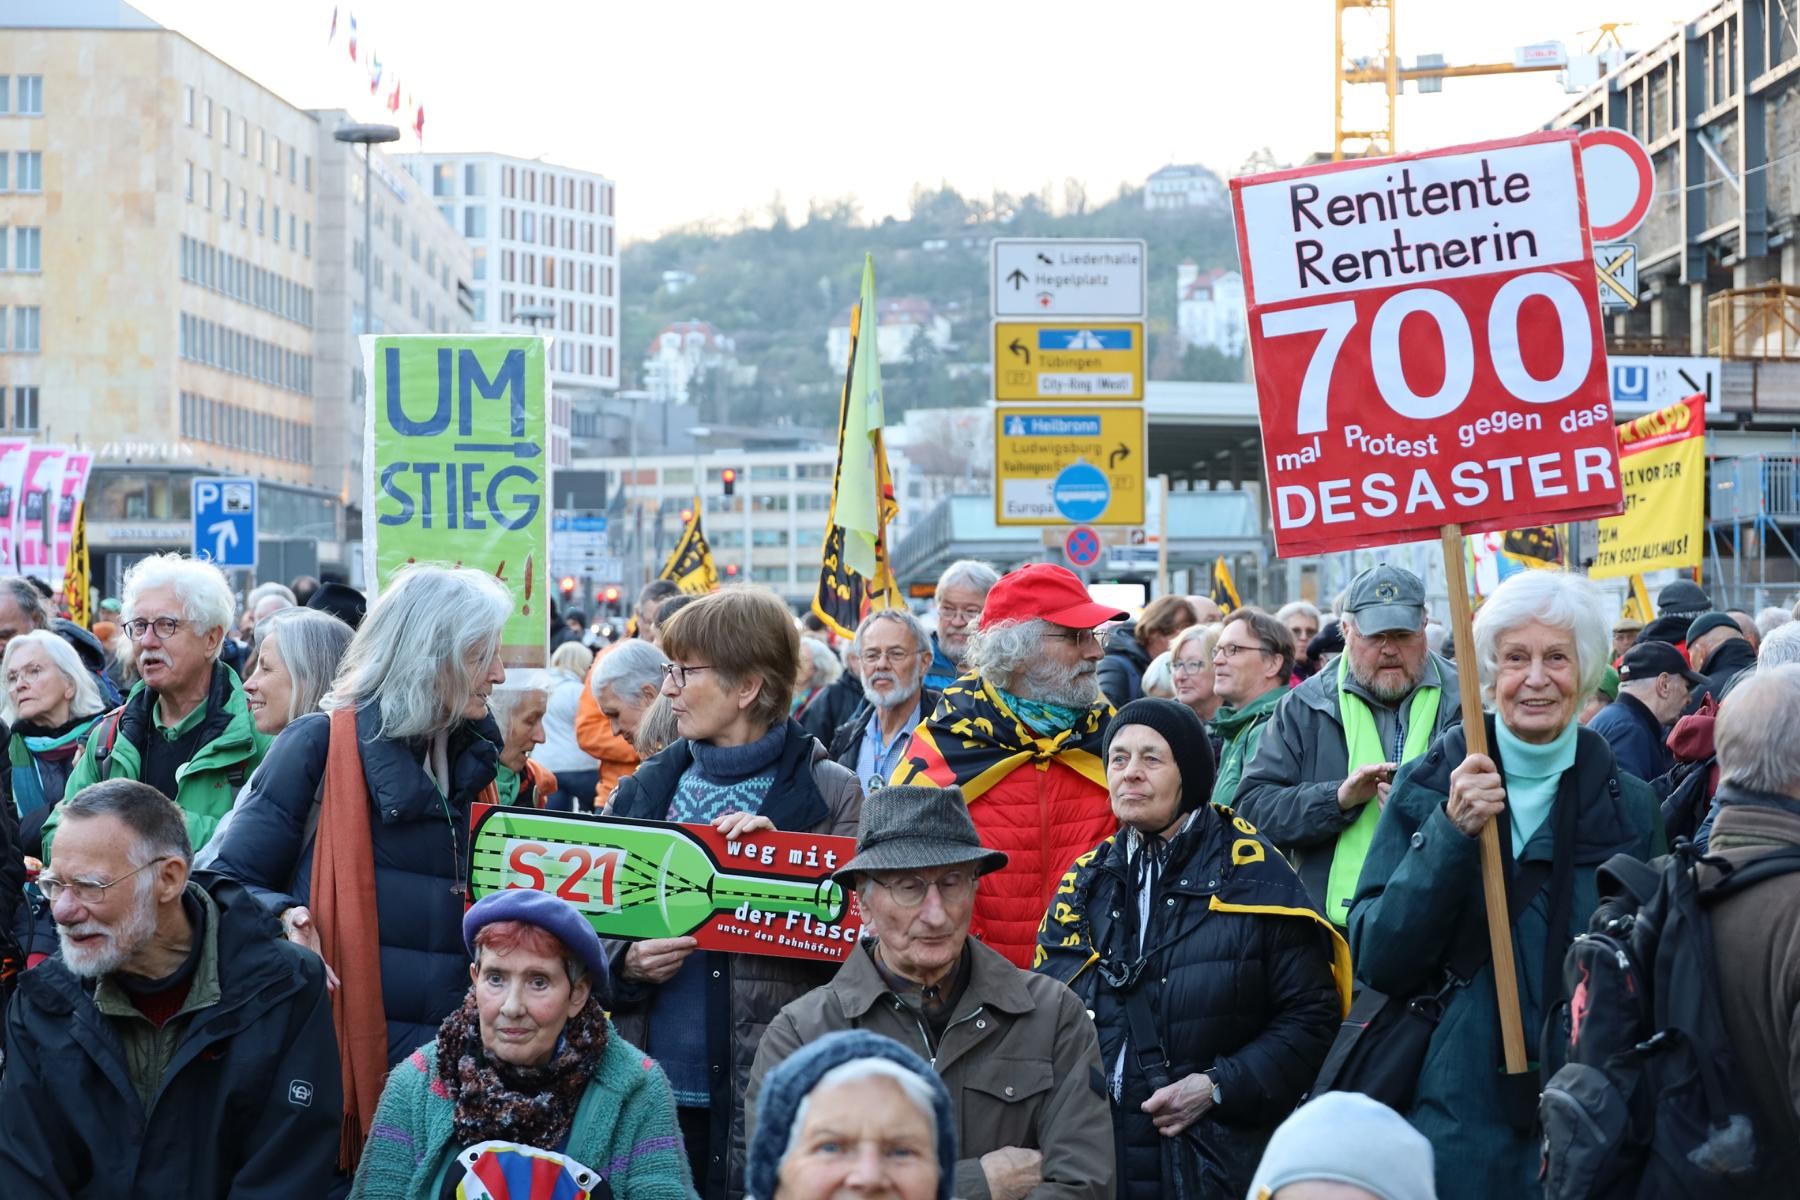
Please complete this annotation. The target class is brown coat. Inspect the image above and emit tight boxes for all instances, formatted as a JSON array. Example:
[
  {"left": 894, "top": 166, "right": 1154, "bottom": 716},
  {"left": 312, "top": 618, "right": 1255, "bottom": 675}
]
[
  {"left": 746, "top": 937, "right": 1115, "bottom": 1200},
  {"left": 1704, "top": 798, "right": 1800, "bottom": 1161}
]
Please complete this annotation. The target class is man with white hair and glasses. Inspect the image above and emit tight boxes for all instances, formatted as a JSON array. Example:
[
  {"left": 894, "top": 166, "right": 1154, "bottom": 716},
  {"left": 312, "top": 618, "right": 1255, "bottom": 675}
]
[
  {"left": 924, "top": 560, "right": 999, "bottom": 692},
  {"left": 57, "top": 553, "right": 271, "bottom": 852},
  {"left": 829, "top": 609, "right": 938, "bottom": 792}
]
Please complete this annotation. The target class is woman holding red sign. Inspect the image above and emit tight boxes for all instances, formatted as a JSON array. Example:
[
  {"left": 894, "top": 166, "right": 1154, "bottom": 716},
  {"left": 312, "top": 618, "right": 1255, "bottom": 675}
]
[
  {"left": 605, "top": 585, "right": 862, "bottom": 1200},
  {"left": 1345, "top": 570, "right": 1660, "bottom": 1196}
]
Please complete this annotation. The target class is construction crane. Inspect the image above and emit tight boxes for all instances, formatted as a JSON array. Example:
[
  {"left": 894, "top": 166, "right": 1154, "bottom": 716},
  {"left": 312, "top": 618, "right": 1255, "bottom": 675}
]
[{"left": 1333, "top": 1, "right": 1628, "bottom": 160}]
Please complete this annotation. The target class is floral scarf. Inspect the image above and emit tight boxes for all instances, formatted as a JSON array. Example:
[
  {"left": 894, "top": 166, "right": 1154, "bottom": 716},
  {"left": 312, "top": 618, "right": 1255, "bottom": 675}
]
[{"left": 434, "top": 989, "right": 608, "bottom": 1152}]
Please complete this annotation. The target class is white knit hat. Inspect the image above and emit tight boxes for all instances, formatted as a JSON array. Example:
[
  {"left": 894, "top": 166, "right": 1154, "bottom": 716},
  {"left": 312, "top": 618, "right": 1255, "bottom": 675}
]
[{"left": 1246, "top": 1092, "right": 1436, "bottom": 1200}]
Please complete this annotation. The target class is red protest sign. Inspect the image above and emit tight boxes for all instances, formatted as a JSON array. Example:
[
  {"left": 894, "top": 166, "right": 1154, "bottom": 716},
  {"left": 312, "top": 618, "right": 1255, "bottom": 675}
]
[
  {"left": 1232, "top": 131, "right": 1625, "bottom": 557},
  {"left": 468, "top": 804, "right": 864, "bottom": 962}
]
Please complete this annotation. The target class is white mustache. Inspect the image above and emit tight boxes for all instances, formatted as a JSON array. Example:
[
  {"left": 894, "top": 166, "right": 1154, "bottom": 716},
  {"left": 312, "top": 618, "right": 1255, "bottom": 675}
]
[
  {"left": 138, "top": 651, "right": 171, "bottom": 668},
  {"left": 869, "top": 671, "right": 900, "bottom": 687}
]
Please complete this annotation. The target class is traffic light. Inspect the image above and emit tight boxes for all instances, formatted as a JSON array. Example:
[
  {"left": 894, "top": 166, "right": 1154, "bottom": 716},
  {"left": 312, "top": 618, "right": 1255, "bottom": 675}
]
[
  {"left": 724, "top": 563, "right": 740, "bottom": 578},
  {"left": 680, "top": 508, "right": 694, "bottom": 525},
  {"left": 721, "top": 468, "right": 737, "bottom": 497},
  {"left": 558, "top": 575, "right": 576, "bottom": 598},
  {"left": 603, "top": 585, "right": 621, "bottom": 606}
]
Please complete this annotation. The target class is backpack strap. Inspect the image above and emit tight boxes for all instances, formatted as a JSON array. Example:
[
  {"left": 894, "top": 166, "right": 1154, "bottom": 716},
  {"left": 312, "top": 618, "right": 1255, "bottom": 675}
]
[
  {"left": 89, "top": 706, "right": 126, "bottom": 772},
  {"left": 1701, "top": 847, "right": 1800, "bottom": 901}
]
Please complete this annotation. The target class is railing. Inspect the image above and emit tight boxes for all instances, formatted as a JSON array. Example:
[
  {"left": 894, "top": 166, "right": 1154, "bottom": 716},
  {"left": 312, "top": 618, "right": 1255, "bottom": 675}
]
[
  {"left": 1710, "top": 454, "right": 1800, "bottom": 523},
  {"left": 1707, "top": 285, "right": 1800, "bottom": 360}
]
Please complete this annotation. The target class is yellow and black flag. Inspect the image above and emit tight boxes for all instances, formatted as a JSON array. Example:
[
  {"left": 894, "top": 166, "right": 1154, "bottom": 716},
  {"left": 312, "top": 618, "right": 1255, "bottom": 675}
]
[
  {"left": 658, "top": 502, "right": 718, "bottom": 596},
  {"left": 1210, "top": 557, "right": 1241, "bottom": 611},
  {"left": 63, "top": 501, "right": 90, "bottom": 627},
  {"left": 813, "top": 254, "right": 903, "bottom": 638},
  {"left": 1502, "top": 525, "right": 1565, "bottom": 568}
]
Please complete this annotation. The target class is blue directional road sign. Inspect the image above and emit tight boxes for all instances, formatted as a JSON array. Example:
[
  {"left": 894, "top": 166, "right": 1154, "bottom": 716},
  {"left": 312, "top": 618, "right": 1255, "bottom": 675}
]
[{"left": 192, "top": 477, "right": 257, "bottom": 568}]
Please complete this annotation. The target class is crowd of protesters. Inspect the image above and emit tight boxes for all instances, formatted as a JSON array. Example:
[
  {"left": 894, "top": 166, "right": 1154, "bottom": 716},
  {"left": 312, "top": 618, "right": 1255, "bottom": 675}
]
[{"left": 1, "top": 547, "right": 1799, "bottom": 1200}]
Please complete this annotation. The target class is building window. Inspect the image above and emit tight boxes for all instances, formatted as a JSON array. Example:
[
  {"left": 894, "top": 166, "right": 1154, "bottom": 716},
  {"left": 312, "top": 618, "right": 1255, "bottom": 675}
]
[
  {"left": 12, "top": 75, "right": 39, "bottom": 116},
  {"left": 203, "top": 169, "right": 212, "bottom": 210},
  {"left": 410, "top": 287, "right": 420, "bottom": 319},
  {"left": 273, "top": 203, "right": 281, "bottom": 241},
  {"left": 288, "top": 146, "right": 297, "bottom": 180},
  {"left": 10, "top": 305, "right": 38, "bottom": 352},
  {"left": 472, "top": 289, "right": 486, "bottom": 321},
  {"left": 203, "top": 96, "right": 213, "bottom": 135},
  {"left": 257, "top": 128, "right": 265, "bottom": 164},
  {"left": 432, "top": 163, "right": 453, "bottom": 196},
  {"left": 257, "top": 198, "right": 265, "bottom": 234},
  {"left": 16, "top": 152, "right": 41, "bottom": 193},
  {"left": 464, "top": 206, "right": 485, "bottom": 238},
  {"left": 221, "top": 106, "right": 231, "bottom": 147},
  {"left": 12, "top": 387, "right": 38, "bottom": 431},
  {"left": 304, "top": 221, "right": 311, "bottom": 257},
  {"left": 499, "top": 250, "right": 513, "bottom": 282},
  {"left": 239, "top": 190, "right": 247, "bottom": 226},
  {"left": 15, "top": 227, "right": 39, "bottom": 271},
  {"left": 289, "top": 213, "right": 296, "bottom": 249},
  {"left": 185, "top": 161, "right": 194, "bottom": 201},
  {"left": 238, "top": 116, "right": 247, "bottom": 154},
  {"left": 0, "top": 77, "right": 9, "bottom": 115},
  {"left": 184, "top": 85, "right": 195, "bottom": 125},
  {"left": 502, "top": 165, "right": 516, "bottom": 197},
  {"left": 464, "top": 162, "right": 483, "bottom": 195},
  {"left": 520, "top": 211, "right": 535, "bottom": 243},
  {"left": 0, "top": 154, "right": 8, "bottom": 191},
  {"left": 304, "top": 155, "right": 312, "bottom": 191}
]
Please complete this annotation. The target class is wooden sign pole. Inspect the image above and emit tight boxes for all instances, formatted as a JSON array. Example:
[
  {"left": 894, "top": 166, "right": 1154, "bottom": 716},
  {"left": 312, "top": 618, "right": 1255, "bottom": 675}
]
[{"left": 1439, "top": 524, "right": 1530, "bottom": 1075}]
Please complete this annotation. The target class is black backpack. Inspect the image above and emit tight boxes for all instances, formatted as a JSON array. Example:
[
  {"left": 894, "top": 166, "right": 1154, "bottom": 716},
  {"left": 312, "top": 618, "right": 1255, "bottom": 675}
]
[{"left": 1539, "top": 840, "right": 1800, "bottom": 1199}]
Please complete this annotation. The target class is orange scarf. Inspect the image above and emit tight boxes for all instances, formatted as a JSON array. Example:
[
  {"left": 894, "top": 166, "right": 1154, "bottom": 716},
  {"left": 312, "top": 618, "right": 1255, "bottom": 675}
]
[{"left": 311, "top": 707, "right": 389, "bottom": 1173}]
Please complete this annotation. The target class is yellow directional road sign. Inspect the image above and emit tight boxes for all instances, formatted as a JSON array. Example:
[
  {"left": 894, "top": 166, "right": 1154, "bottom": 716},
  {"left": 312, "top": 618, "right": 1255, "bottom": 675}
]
[
  {"left": 993, "top": 321, "right": 1145, "bottom": 401},
  {"left": 994, "top": 406, "right": 1146, "bottom": 526}
]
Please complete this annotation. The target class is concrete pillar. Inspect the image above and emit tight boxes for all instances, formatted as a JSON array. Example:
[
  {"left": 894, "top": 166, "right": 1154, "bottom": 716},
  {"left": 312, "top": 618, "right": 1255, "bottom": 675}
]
[{"left": 1690, "top": 282, "right": 1708, "bottom": 356}]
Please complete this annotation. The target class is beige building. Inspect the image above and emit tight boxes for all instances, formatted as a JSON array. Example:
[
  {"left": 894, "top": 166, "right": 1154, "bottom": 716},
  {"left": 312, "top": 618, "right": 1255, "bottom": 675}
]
[{"left": 2, "top": 2, "right": 338, "bottom": 588}]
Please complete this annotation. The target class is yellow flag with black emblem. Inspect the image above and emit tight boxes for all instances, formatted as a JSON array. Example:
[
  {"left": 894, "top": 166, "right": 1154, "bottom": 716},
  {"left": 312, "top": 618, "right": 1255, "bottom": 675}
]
[
  {"left": 63, "top": 501, "right": 90, "bottom": 627},
  {"left": 658, "top": 502, "right": 717, "bottom": 596},
  {"left": 1210, "top": 557, "right": 1241, "bottom": 610}
]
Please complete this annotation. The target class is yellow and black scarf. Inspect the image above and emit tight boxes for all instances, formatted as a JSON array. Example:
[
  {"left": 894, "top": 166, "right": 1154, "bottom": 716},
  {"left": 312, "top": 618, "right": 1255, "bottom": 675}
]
[{"left": 892, "top": 672, "right": 1110, "bottom": 801}]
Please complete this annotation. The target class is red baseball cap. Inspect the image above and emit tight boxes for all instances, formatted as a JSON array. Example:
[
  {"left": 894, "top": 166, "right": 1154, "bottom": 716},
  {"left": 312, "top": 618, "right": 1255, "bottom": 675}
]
[{"left": 979, "top": 563, "right": 1130, "bottom": 630}]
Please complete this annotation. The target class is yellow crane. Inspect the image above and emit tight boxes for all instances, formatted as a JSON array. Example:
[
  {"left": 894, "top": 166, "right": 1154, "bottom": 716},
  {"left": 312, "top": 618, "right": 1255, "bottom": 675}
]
[{"left": 1333, "top": 2, "right": 1627, "bottom": 160}]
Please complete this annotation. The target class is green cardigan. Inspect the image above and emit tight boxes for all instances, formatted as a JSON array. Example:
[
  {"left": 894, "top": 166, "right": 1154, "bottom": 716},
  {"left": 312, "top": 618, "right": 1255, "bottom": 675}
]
[{"left": 350, "top": 1022, "right": 696, "bottom": 1200}]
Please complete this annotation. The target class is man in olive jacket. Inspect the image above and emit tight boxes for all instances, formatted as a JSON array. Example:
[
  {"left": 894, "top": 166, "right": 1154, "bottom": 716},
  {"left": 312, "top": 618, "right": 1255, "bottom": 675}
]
[{"left": 747, "top": 785, "right": 1113, "bottom": 1200}]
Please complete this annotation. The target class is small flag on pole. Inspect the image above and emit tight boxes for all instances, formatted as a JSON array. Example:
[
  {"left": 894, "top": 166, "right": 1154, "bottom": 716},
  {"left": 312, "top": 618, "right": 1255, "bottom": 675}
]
[
  {"left": 348, "top": 13, "right": 358, "bottom": 60},
  {"left": 658, "top": 503, "right": 718, "bottom": 596},
  {"left": 328, "top": 6, "right": 338, "bottom": 42},
  {"left": 813, "top": 254, "right": 903, "bottom": 638},
  {"left": 1502, "top": 525, "right": 1565, "bottom": 568},
  {"left": 63, "top": 501, "right": 89, "bottom": 628},
  {"left": 1210, "top": 557, "right": 1241, "bottom": 611}
]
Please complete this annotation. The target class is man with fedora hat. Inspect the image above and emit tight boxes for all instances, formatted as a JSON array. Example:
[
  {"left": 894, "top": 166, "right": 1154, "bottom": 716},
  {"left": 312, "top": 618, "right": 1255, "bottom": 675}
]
[
  {"left": 892, "top": 562, "right": 1128, "bottom": 968},
  {"left": 746, "top": 784, "right": 1113, "bottom": 1200}
]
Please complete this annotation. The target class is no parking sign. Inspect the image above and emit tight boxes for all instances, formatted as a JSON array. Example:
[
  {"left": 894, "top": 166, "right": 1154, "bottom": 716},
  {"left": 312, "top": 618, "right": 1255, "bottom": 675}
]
[{"left": 1064, "top": 525, "right": 1102, "bottom": 569}]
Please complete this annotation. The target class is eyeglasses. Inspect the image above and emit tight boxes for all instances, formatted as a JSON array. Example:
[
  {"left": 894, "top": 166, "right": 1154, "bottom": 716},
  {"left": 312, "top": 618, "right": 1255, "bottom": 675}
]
[
  {"left": 1170, "top": 659, "right": 1211, "bottom": 675},
  {"left": 661, "top": 662, "right": 715, "bottom": 689},
  {"left": 5, "top": 661, "right": 48, "bottom": 688},
  {"left": 38, "top": 856, "right": 172, "bottom": 906},
  {"left": 1213, "top": 642, "right": 1274, "bottom": 660},
  {"left": 936, "top": 605, "right": 984, "bottom": 624},
  {"left": 868, "top": 871, "right": 976, "bottom": 908},
  {"left": 123, "top": 617, "right": 188, "bottom": 642},
  {"left": 1043, "top": 629, "right": 1102, "bottom": 648},
  {"left": 859, "top": 647, "right": 924, "bottom": 666}
]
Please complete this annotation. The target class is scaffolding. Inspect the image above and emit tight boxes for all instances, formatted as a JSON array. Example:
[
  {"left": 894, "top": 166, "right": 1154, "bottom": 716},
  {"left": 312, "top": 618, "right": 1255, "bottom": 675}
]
[{"left": 1708, "top": 284, "right": 1800, "bottom": 360}]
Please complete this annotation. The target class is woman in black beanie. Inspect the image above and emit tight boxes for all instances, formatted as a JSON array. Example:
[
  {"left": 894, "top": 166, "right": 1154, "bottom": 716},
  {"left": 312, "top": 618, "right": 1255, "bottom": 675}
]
[{"left": 1035, "top": 699, "right": 1352, "bottom": 1200}]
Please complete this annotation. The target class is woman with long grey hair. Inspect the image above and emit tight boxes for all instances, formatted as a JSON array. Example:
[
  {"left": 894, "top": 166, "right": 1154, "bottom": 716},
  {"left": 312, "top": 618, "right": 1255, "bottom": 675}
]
[{"left": 206, "top": 565, "right": 512, "bottom": 1168}]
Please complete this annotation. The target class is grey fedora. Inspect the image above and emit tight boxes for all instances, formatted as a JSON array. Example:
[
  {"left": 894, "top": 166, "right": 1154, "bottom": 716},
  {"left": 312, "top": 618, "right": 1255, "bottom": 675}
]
[{"left": 833, "top": 785, "right": 1008, "bottom": 884}]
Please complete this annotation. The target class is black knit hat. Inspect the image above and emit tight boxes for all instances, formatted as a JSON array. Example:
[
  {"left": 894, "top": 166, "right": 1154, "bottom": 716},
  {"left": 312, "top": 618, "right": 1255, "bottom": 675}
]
[
  {"left": 306, "top": 581, "right": 367, "bottom": 630},
  {"left": 1103, "top": 698, "right": 1218, "bottom": 813}
]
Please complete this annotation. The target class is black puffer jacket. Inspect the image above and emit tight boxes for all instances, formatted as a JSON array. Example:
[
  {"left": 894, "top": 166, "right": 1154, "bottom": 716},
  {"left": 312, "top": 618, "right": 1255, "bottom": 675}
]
[
  {"left": 1037, "top": 806, "right": 1347, "bottom": 1200},
  {"left": 1097, "top": 623, "right": 1152, "bottom": 710},
  {"left": 204, "top": 703, "right": 502, "bottom": 1067}
]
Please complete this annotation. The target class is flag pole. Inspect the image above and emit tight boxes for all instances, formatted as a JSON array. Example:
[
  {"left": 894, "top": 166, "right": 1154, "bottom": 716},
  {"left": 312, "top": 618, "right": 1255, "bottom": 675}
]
[{"left": 1440, "top": 523, "right": 1529, "bottom": 1076}]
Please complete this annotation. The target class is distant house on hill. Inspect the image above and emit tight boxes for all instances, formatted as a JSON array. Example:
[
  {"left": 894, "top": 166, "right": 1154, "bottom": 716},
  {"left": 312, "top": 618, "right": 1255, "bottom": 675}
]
[
  {"left": 1176, "top": 262, "right": 1246, "bottom": 357},
  {"left": 1144, "top": 163, "right": 1226, "bottom": 211},
  {"left": 644, "top": 319, "right": 740, "bottom": 404},
  {"left": 827, "top": 295, "right": 951, "bottom": 372}
]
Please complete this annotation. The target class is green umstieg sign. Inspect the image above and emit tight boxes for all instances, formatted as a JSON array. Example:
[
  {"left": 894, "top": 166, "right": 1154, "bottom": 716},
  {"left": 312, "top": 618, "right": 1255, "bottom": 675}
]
[{"left": 468, "top": 805, "right": 865, "bottom": 962}]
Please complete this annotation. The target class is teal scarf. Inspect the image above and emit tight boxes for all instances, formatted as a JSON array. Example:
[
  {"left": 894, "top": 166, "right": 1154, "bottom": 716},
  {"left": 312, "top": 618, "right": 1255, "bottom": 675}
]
[
  {"left": 11, "top": 716, "right": 99, "bottom": 817},
  {"left": 1495, "top": 717, "right": 1578, "bottom": 856},
  {"left": 996, "top": 687, "right": 1087, "bottom": 737}
]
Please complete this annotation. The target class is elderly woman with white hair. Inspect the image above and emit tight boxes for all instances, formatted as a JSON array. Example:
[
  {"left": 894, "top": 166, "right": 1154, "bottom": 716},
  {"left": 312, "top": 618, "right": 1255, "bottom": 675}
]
[
  {"left": 487, "top": 674, "right": 556, "bottom": 807},
  {"left": 1346, "top": 569, "right": 1662, "bottom": 1196},
  {"left": 206, "top": 565, "right": 511, "bottom": 1168}
]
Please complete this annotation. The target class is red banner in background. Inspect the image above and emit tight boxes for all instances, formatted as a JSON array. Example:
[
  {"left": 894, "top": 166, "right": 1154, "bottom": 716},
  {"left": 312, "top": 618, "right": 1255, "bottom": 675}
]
[{"left": 1232, "top": 131, "right": 1625, "bottom": 557}]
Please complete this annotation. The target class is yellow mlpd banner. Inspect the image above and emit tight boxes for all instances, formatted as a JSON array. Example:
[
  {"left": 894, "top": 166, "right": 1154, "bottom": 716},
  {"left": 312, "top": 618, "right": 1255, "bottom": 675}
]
[{"left": 1590, "top": 395, "right": 1706, "bottom": 579}]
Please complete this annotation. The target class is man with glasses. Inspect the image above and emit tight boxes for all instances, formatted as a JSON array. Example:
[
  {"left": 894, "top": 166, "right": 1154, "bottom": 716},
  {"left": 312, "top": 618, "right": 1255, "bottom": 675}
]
[
  {"left": 925, "top": 559, "right": 1000, "bottom": 691},
  {"left": 894, "top": 563, "right": 1126, "bottom": 967},
  {"left": 58, "top": 553, "right": 271, "bottom": 853},
  {"left": 828, "top": 609, "right": 938, "bottom": 792},
  {"left": 1236, "top": 564, "right": 1463, "bottom": 923},
  {"left": 748, "top": 785, "right": 1113, "bottom": 1200},
  {"left": 1209, "top": 608, "right": 1296, "bottom": 808},
  {"left": 0, "top": 779, "right": 339, "bottom": 1195}
]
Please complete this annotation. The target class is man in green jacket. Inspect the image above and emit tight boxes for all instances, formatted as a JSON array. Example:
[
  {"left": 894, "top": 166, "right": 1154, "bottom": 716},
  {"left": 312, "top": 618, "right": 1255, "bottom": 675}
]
[
  {"left": 1210, "top": 607, "right": 1294, "bottom": 808},
  {"left": 58, "top": 553, "right": 270, "bottom": 851}
]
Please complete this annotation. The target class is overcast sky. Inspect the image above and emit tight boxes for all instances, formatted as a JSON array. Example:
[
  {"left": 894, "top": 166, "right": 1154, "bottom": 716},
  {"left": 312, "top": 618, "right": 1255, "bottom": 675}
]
[{"left": 136, "top": 0, "right": 1706, "bottom": 243}]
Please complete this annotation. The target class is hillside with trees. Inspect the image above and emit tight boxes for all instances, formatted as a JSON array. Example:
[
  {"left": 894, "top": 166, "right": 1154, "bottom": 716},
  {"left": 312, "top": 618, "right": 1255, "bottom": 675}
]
[{"left": 620, "top": 177, "right": 1245, "bottom": 429}]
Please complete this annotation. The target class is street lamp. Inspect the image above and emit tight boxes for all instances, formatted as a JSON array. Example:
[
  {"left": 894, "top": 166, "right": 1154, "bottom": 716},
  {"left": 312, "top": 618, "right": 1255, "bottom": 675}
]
[{"left": 333, "top": 123, "right": 402, "bottom": 339}]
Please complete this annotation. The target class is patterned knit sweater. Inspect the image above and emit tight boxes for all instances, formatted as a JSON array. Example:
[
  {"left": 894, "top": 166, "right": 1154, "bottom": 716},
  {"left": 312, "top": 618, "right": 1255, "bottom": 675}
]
[{"left": 350, "top": 1022, "right": 696, "bottom": 1200}]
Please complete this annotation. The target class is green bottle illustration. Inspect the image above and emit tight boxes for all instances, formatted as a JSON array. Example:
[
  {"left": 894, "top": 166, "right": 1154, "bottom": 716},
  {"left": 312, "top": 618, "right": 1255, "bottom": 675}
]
[{"left": 468, "top": 807, "right": 847, "bottom": 939}]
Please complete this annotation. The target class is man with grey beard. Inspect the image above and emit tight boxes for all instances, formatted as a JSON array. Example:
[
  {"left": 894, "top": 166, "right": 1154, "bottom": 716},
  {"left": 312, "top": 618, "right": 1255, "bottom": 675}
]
[
  {"left": 892, "top": 563, "right": 1128, "bottom": 967},
  {"left": 828, "top": 608, "right": 940, "bottom": 793},
  {"left": 1236, "top": 564, "right": 1463, "bottom": 925},
  {"left": 0, "top": 780, "right": 339, "bottom": 1196}
]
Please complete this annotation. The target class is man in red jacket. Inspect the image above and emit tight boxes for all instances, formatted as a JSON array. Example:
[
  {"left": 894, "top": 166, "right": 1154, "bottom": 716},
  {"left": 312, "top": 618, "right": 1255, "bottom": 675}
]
[{"left": 893, "top": 563, "right": 1124, "bottom": 967}]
